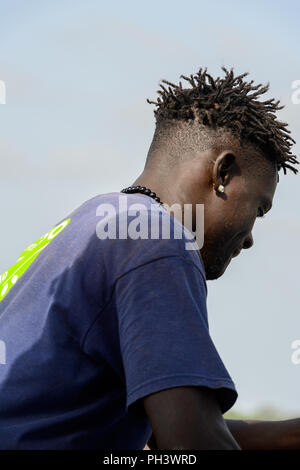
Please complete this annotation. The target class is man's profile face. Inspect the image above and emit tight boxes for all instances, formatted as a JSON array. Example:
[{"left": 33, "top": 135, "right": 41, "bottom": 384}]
[{"left": 200, "top": 155, "right": 278, "bottom": 280}]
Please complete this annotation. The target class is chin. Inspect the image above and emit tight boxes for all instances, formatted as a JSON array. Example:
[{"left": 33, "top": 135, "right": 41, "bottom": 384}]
[
  {"left": 205, "top": 266, "right": 226, "bottom": 280},
  {"left": 204, "top": 255, "right": 232, "bottom": 280}
]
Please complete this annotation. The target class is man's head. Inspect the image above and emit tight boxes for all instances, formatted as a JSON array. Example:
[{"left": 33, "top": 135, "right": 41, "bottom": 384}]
[{"left": 140, "top": 67, "right": 298, "bottom": 279}]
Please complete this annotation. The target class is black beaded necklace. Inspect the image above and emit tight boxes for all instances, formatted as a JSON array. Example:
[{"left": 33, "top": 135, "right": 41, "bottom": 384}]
[{"left": 120, "top": 185, "right": 163, "bottom": 206}]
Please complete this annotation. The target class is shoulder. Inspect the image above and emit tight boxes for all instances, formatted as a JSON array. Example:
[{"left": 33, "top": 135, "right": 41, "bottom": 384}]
[{"left": 65, "top": 192, "right": 206, "bottom": 282}]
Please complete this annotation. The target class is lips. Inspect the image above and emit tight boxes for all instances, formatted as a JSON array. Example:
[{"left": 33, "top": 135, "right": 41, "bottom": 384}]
[{"left": 232, "top": 248, "right": 242, "bottom": 258}]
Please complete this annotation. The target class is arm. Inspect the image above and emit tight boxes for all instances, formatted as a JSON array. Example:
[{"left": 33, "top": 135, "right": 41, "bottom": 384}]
[
  {"left": 144, "top": 386, "right": 240, "bottom": 450},
  {"left": 225, "top": 418, "right": 300, "bottom": 450}
]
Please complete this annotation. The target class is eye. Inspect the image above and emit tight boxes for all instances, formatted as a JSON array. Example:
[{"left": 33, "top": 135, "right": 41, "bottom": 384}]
[{"left": 257, "top": 207, "right": 266, "bottom": 219}]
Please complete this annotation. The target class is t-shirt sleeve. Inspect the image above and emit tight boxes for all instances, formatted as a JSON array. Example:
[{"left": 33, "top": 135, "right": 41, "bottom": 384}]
[{"left": 115, "top": 255, "right": 238, "bottom": 414}]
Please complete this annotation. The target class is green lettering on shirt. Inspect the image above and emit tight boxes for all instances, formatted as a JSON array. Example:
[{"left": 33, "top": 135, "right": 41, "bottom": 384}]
[{"left": 0, "top": 218, "right": 70, "bottom": 303}]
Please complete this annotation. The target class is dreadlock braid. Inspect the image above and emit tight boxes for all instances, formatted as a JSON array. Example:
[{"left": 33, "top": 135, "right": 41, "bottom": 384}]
[{"left": 147, "top": 67, "right": 298, "bottom": 175}]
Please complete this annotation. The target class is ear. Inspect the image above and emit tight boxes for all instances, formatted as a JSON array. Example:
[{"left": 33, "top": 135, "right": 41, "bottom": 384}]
[{"left": 212, "top": 151, "right": 236, "bottom": 192}]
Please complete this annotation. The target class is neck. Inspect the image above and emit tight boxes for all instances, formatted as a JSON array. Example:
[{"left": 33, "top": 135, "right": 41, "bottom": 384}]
[{"left": 130, "top": 169, "right": 174, "bottom": 208}]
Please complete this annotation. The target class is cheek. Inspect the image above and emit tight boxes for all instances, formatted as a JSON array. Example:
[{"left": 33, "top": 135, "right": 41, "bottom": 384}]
[{"left": 231, "top": 197, "right": 257, "bottom": 231}]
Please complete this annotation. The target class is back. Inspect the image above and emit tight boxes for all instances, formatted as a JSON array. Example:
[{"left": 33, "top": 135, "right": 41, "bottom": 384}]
[{"left": 0, "top": 192, "right": 237, "bottom": 449}]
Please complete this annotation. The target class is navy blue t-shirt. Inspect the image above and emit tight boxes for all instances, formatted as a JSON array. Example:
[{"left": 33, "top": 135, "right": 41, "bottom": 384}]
[{"left": 0, "top": 192, "right": 237, "bottom": 449}]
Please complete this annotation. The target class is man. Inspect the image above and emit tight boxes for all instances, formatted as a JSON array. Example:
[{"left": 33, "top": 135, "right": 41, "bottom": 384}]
[{"left": 0, "top": 67, "right": 299, "bottom": 450}]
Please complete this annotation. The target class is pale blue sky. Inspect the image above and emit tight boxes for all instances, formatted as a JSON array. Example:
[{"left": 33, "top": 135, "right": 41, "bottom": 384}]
[{"left": 0, "top": 0, "right": 300, "bottom": 415}]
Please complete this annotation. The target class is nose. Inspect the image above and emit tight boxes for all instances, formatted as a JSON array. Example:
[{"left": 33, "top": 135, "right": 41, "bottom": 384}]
[{"left": 242, "top": 233, "right": 254, "bottom": 250}]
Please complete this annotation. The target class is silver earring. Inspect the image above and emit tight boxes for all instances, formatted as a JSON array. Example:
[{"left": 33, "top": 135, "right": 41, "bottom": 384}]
[{"left": 217, "top": 184, "right": 225, "bottom": 193}]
